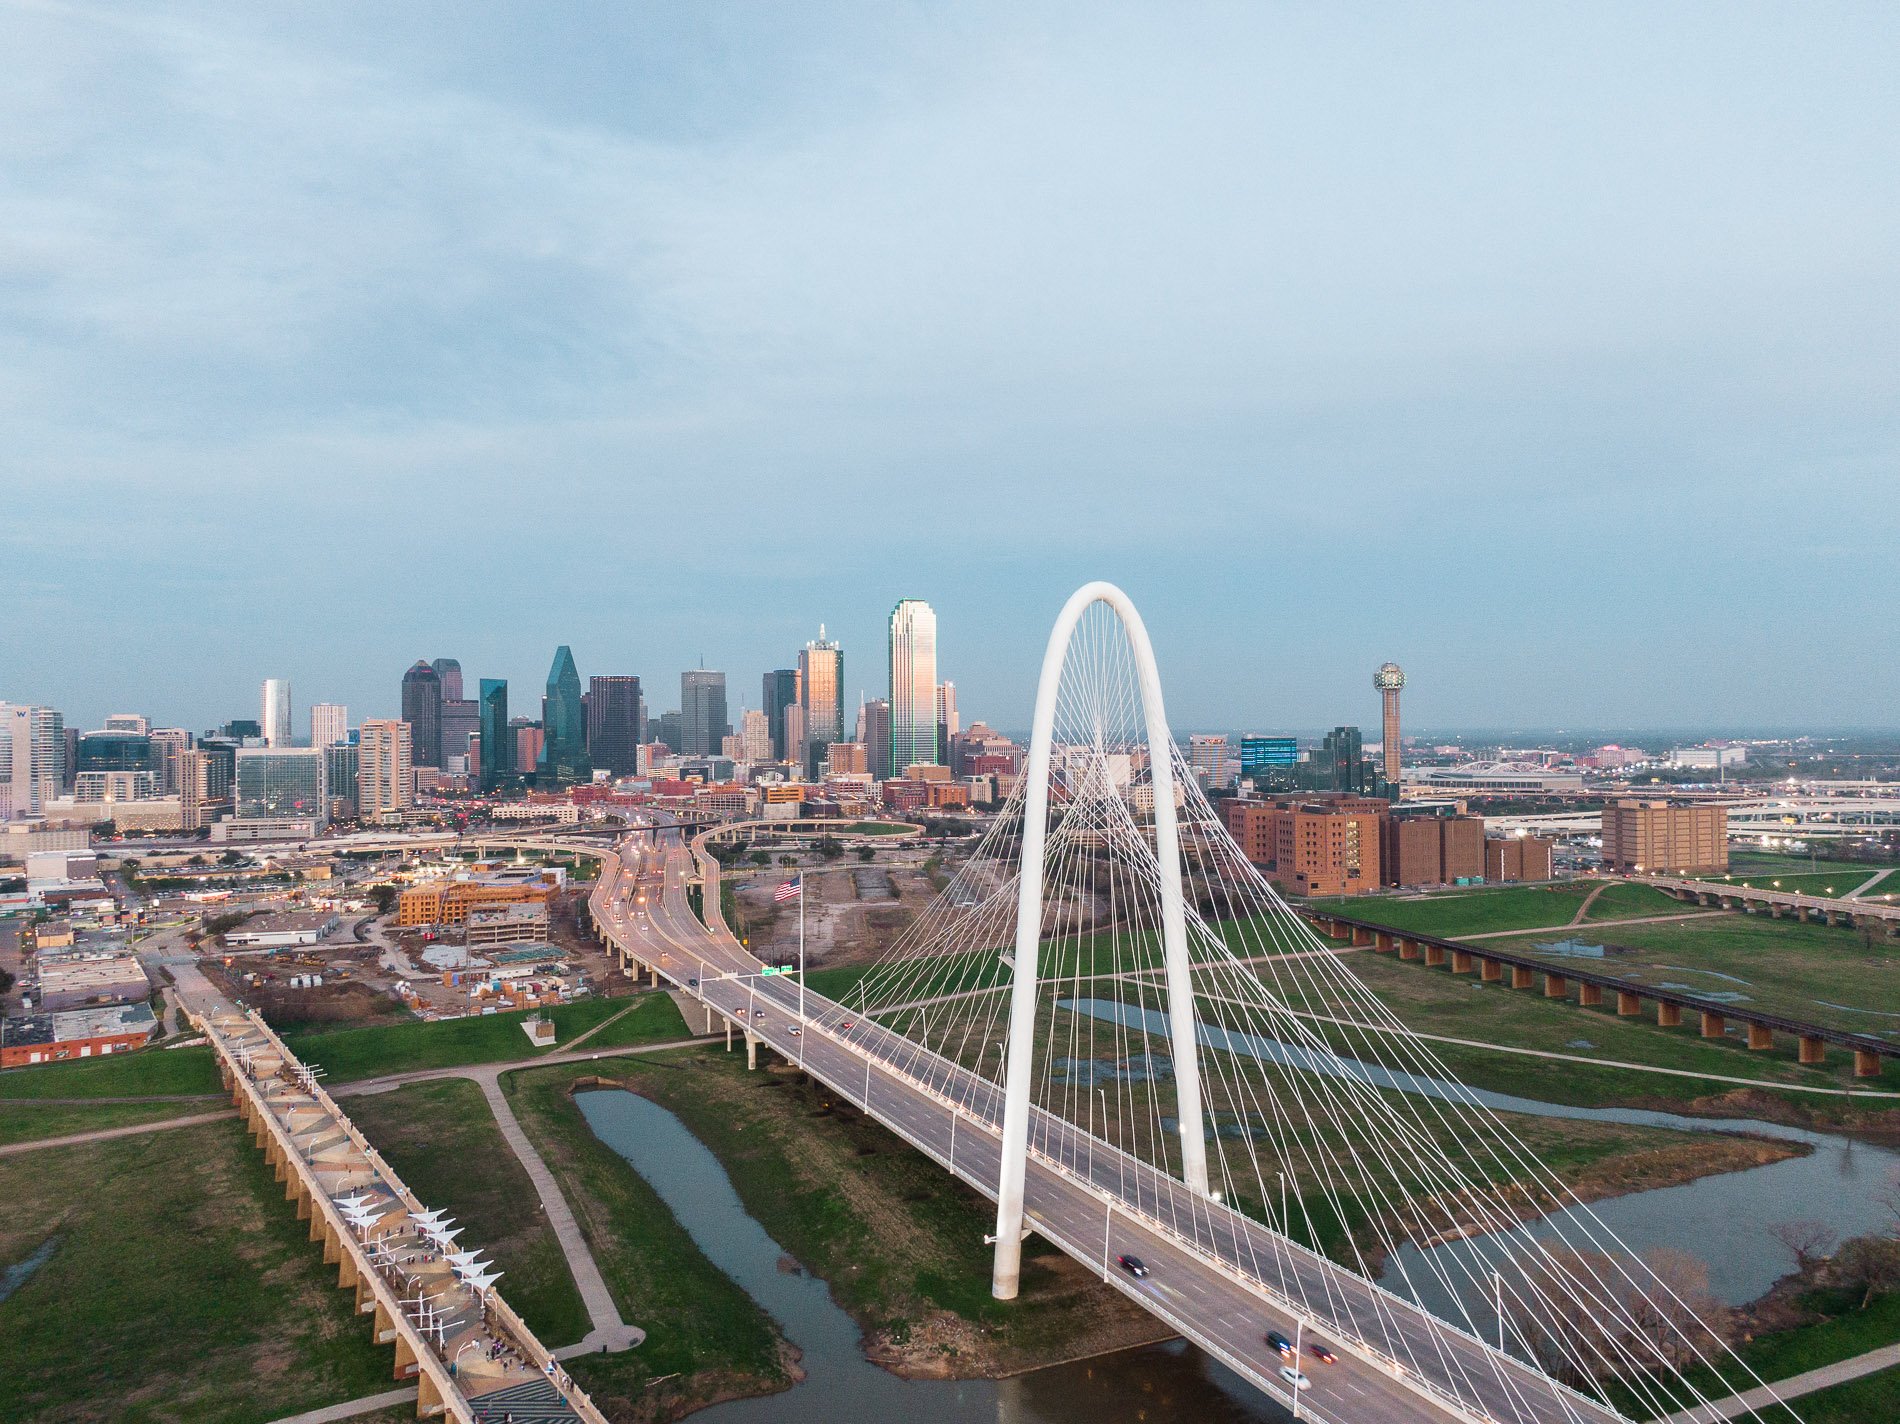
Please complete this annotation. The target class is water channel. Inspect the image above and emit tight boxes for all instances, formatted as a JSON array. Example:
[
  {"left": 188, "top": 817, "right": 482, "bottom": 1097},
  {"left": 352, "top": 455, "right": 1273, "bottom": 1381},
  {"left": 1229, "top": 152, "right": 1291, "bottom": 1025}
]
[
  {"left": 576, "top": 993, "right": 1897, "bottom": 1424},
  {"left": 1060, "top": 998, "right": 1900, "bottom": 1308},
  {"left": 576, "top": 1089, "right": 1292, "bottom": 1424}
]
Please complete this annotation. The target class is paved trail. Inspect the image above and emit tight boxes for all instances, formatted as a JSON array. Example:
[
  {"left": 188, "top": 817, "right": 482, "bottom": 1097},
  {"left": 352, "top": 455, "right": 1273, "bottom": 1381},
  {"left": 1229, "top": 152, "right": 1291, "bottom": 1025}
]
[
  {"left": 1568, "top": 883, "right": 1608, "bottom": 925},
  {"left": 1461, "top": 909, "right": 1730, "bottom": 940},
  {"left": 1664, "top": 1342, "right": 1900, "bottom": 1422},
  {"left": 0, "top": 1108, "right": 238, "bottom": 1155}
]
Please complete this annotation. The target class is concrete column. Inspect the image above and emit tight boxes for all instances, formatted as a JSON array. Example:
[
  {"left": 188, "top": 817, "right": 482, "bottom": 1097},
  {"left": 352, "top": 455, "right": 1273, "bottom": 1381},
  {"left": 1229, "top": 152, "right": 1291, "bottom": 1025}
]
[
  {"left": 1578, "top": 983, "right": 1603, "bottom": 1008},
  {"left": 1375, "top": 931, "right": 1393, "bottom": 951},
  {"left": 1798, "top": 1036, "right": 1825, "bottom": 1065},
  {"left": 1855, "top": 1049, "right": 1881, "bottom": 1079},
  {"left": 746, "top": 1031, "right": 758, "bottom": 1070},
  {"left": 1511, "top": 966, "right": 1534, "bottom": 990},
  {"left": 1700, "top": 1011, "right": 1725, "bottom": 1038},
  {"left": 705, "top": 1003, "right": 714, "bottom": 1034},
  {"left": 1481, "top": 959, "right": 1504, "bottom": 983},
  {"left": 1352, "top": 925, "right": 1373, "bottom": 947},
  {"left": 1747, "top": 1024, "right": 1774, "bottom": 1051},
  {"left": 393, "top": 1331, "right": 420, "bottom": 1379},
  {"left": 418, "top": 1371, "right": 444, "bottom": 1416},
  {"left": 725, "top": 1019, "right": 733, "bottom": 1051},
  {"left": 1657, "top": 1002, "right": 1683, "bottom": 1028},
  {"left": 1398, "top": 939, "right": 1421, "bottom": 961},
  {"left": 1451, "top": 950, "right": 1473, "bottom": 974},
  {"left": 1424, "top": 944, "right": 1446, "bottom": 968},
  {"left": 373, "top": 1299, "right": 397, "bottom": 1344},
  {"left": 1543, "top": 973, "right": 1568, "bottom": 999}
]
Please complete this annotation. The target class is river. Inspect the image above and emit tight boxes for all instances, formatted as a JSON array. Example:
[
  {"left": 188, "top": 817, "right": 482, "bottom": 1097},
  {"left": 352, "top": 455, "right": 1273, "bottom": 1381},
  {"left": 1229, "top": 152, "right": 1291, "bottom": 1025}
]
[{"left": 576, "top": 1089, "right": 1293, "bottom": 1424}]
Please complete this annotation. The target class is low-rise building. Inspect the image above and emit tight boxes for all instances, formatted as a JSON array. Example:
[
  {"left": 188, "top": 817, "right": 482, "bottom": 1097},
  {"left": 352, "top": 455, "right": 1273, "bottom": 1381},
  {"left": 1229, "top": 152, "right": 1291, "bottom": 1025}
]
[
  {"left": 30, "top": 948, "right": 151, "bottom": 1011},
  {"left": 397, "top": 880, "right": 555, "bottom": 929},
  {"left": 1, "top": 1002, "right": 159, "bottom": 1067},
  {"left": 466, "top": 902, "right": 551, "bottom": 945},
  {"left": 224, "top": 910, "right": 343, "bottom": 948}
]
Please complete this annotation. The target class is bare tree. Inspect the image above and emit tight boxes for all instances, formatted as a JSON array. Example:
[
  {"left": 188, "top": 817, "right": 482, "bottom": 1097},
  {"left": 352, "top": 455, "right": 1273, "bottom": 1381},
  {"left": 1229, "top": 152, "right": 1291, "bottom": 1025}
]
[
  {"left": 1834, "top": 1235, "right": 1900, "bottom": 1309},
  {"left": 1770, "top": 1219, "right": 1838, "bottom": 1273},
  {"left": 1629, "top": 1247, "right": 1728, "bottom": 1369}
]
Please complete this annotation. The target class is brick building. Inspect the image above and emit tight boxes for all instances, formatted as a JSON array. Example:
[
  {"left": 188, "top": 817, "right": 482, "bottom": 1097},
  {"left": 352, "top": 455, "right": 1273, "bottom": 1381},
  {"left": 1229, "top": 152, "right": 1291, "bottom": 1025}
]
[
  {"left": 1601, "top": 802, "right": 1728, "bottom": 874},
  {"left": 1380, "top": 815, "right": 1485, "bottom": 888},
  {"left": 1486, "top": 834, "right": 1554, "bottom": 882},
  {"left": 397, "top": 880, "right": 555, "bottom": 928},
  {"left": 1221, "top": 795, "right": 1385, "bottom": 896}
]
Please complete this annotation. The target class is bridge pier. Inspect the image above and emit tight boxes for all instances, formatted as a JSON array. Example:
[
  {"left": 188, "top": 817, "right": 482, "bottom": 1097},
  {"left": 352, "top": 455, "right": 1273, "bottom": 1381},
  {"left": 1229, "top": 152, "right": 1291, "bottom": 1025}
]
[
  {"left": 1398, "top": 938, "right": 1421, "bottom": 961},
  {"left": 1352, "top": 925, "right": 1373, "bottom": 947},
  {"left": 393, "top": 1330, "right": 421, "bottom": 1380},
  {"left": 1450, "top": 949, "right": 1473, "bottom": 974},
  {"left": 1423, "top": 943, "right": 1446, "bottom": 968},
  {"left": 1543, "top": 973, "right": 1568, "bottom": 999},
  {"left": 746, "top": 1031, "right": 758, "bottom": 1070},
  {"left": 1578, "top": 983, "right": 1603, "bottom": 1008},
  {"left": 1374, "top": 930, "right": 1394, "bottom": 951},
  {"left": 1510, "top": 966, "right": 1534, "bottom": 990},
  {"left": 1617, "top": 990, "right": 1642, "bottom": 1015},
  {"left": 1747, "top": 1024, "right": 1774, "bottom": 1051},
  {"left": 1855, "top": 1049, "right": 1881, "bottom": 1078},
  {"left": 1799, "top": 1035, "right": 1825, "bottom": 1065},
  {"left": 725, "top": 1019, "right": 733, "bottom": 1050},
  {"left": 1657, "top": 1003, "right": 1683, "bottom": 1028},
  {"left": 1480, "top": 958, "right": 1503, "bottom": 982},
  {"left": 1700, "top": 1011, "right": 1726, "bottom": 1039}
]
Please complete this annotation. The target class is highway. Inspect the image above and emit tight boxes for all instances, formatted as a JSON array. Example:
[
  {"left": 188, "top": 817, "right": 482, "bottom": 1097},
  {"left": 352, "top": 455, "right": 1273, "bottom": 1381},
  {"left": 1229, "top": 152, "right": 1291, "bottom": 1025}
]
[{"left": 591, "top": 817, "right": 1632, "bottom": 1424}]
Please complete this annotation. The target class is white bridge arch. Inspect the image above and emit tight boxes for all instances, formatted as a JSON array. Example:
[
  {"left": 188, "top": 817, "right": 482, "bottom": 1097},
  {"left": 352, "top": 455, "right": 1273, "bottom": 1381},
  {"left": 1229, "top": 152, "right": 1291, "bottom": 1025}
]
[{"left": 992, "top": 580, "right": 1210, "bottom": 1299}]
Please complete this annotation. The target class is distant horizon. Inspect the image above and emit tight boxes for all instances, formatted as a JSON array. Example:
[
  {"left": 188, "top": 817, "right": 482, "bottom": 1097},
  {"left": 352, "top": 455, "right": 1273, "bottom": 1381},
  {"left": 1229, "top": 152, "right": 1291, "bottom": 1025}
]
[{"left": 6, "top": 8, "right": 1896, "bottom": 737}]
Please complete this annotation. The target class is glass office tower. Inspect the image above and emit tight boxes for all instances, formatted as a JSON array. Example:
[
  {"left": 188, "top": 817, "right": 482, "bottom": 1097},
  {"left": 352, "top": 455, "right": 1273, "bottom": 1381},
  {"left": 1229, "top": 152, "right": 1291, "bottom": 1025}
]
[
  {"left": 887, "top": 599, "right": 938, "bottom": 772},
  {"left": 479, "top": 679, "right": 512, "bottom": 791}
]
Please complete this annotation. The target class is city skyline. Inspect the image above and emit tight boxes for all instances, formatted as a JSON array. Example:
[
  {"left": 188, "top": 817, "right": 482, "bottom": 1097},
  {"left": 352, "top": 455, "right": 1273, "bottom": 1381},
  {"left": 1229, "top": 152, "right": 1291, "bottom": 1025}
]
[{"left": 5, "top": 7, "right": 1896, "bottom": 734}]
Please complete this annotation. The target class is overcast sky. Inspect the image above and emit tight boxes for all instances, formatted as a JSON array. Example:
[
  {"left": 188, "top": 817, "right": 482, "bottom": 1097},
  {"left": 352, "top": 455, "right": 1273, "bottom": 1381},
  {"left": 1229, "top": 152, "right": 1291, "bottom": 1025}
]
[{"left": 5, "top": 2, "right": 1896, "bottom": 737}]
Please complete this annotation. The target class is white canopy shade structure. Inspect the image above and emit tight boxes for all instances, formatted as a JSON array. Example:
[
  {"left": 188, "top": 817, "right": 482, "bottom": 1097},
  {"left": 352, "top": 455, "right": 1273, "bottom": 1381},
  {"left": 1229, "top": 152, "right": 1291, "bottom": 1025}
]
[
  {"left": 451, "top": 1258, "right": 494, "bottom": 1280},
  {"left": 423, "top": 1226, "right": 464, "bottom": 1248},
  {"left": 445, "top": 1250, "right": 485, "bottom": 1268},
  {"left": 409, "top": 1208, "right": 450, "bottom": 1225},
  {"left": 461, "top": 1269, "right": 504, "bottom": 1293},
  {"left": 333, "top": 1193, "right": 377, "bottom": 1212}
]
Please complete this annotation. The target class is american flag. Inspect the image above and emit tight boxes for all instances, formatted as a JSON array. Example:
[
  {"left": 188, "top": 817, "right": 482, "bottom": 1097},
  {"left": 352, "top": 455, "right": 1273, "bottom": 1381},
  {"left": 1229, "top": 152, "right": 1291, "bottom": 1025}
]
[{"left": 774, "top": 877, "right": 803, "bottom": 904}]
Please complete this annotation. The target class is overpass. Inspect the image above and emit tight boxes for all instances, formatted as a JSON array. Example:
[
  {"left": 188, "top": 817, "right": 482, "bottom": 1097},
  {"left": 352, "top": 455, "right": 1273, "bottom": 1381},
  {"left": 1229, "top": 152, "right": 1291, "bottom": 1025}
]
[
  {"left": 591, "top": 816, "right": 1633, "bottom": 1424},
  {"left": 1637, "top": 873, "right": 1900, "bottom": 930}
]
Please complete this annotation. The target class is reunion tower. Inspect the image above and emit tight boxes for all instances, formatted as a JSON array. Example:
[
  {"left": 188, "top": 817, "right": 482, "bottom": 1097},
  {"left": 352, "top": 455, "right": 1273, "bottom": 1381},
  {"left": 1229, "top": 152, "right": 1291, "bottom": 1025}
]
[{"left": 1374, "top": 662, "right": 1405, "bottom": 782}]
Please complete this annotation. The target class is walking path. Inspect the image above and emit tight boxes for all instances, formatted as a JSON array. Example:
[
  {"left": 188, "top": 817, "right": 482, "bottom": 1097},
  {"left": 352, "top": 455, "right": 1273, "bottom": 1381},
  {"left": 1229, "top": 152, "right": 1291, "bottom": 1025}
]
[
  {"left": 471, "top": 1064, "right": 644, "bottom": 1354},
  {"left": 1849, "top": 868, "right": 1895, "bottom": 899},
  {"left": 0, "top": 1108, "right": 238, "bottom": 1155},
  {"left": 1461, "top": 909, "right": 1729, "bottom": 941},
  {"left": 1664, "top": 1342, "right": 1900, "bottom": 1422},
  {"left": 561, "top": 999, "right": 639, "bottom": 1051},
  {"left": 265, "top": 1386, "right": 418, "bottom": 1424},
  {"left": 331, "top": 1033, "right": 717, "bottom": 1098},
  {"left": 1568, "top": 883, "right": 1608, "bottom": 925}
]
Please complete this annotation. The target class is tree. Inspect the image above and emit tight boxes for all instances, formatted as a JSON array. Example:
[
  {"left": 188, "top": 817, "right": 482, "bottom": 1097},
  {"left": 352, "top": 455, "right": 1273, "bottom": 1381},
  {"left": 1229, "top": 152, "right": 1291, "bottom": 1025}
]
[
  {"left": 856, "top": 846, "right": 875, "bottom": 862},
  {"left": 1770, "top": 1220, "right": 1837, "bottom": 1273},
  {"left": 748, "top": 851, "right": 770, "bottom": 866},
  {"left": 367, "top": 883, "right": 398, "bottom": 914},
  {"left": 816, "top": 835, "right": 843, "bottom": 860},
  {"left": 1834, "top": 1235, "right": 1900, "bottom": 1308}
]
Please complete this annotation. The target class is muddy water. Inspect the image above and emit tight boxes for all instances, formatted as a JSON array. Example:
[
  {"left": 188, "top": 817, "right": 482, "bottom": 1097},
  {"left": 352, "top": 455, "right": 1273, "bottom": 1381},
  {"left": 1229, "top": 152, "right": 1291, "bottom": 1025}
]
[{"left": 576, "top": 1089, "right": 1291, "bottom": 1424}]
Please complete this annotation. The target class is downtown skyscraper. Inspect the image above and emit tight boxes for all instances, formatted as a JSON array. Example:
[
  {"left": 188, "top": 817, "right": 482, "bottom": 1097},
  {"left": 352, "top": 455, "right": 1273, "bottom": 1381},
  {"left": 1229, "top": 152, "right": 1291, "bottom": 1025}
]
[
  {"left": 401, "top": 661, "right": 444, "bottom": 768},
  {"left": 680, "top": 670, "right": 728, "bottom": 757},
  {"left": 538, "top": 646, "right": 589, "bottom": 786},
  {"left": 887, "top": 599, "right": 938, "bottom": 772},
  {"left": 261, "top": 679, "right": 292, "bottom": 747},
  {"left": 587, "top": 675, "right": 643, "bottom": 777},
  {"left": 0, "top": 703, "right": 65, "bottom": 819},
  {"left": 797, "top": 628, "right": 842, "bottom": 777}
]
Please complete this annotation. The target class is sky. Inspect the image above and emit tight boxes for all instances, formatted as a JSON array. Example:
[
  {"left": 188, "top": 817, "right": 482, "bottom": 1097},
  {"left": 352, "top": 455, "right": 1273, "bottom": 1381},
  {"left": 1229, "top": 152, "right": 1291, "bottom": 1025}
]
[{"left": 4, "top": 2, "right": 1897, "bottom": 738}]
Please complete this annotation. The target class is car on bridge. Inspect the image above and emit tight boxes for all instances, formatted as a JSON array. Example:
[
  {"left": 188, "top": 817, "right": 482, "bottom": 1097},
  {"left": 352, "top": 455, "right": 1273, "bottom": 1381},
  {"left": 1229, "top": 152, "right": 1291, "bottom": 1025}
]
[
  {"left": 1115, "top": 1254, "right": 1148, "bottom": 1278},
  {"left": 1278, "top": 1366, "right": 1310, "bottom": 1391},
  {"left": 1266, "top": 1329, "right": 1295, "bottom": 1357},
  {"left": 1308, "top": 1343, "right": 1336, "bottom": 1364}
]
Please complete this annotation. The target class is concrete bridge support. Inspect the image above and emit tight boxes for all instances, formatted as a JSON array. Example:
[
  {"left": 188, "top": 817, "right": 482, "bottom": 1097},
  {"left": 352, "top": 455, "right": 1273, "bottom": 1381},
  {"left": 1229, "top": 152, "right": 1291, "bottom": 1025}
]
[
  {"left": 1398, "top": 939, "right": 1421, "bottom": 961},
  {"left": 1700, "top": 1011, "right": 1726, "bottom": 1039},
  {"left": 1480, "top": 959, "right": 1504, "bottom": 983},
  {"left": 1375, "top": 931, "right": 1394, "bottom": 951},
  {"left": 1451, "top": 950, "right": 1473, "bottom": 974},
  {"left": 1352, "top": 925, "right": 1373, "bottom": 947},
  {"left": 1511, "top": 966, "right": 1534, "bottom": 990},
  {"left": 746, "top": 1031, "right": 758, "bottom": 1070},
  {"left": 1424, "top": 943, "right": 1446, "bottom": 968},
  {"left": 1747, "top": 1024, "right": 1774, "bottom": 1051},
  {"left": 1543, "top": 973, "right": 1568, "bottom": 999},
  {"left": 1617, "top": 990, "right": 1642, "bottom": 1016},
  {"left": 1855, "top": 1049, "right": 1881, "bottom": 1078},
  {"left": 1657, "top": 1003, "right": 1683, "bottom": 1028},
  {"left": 1578, "top": 983, "right": 1603, "bottom": 1008},
  {"left": 1799, "top": 1036, "right": 1826, "bottom": 1065}
]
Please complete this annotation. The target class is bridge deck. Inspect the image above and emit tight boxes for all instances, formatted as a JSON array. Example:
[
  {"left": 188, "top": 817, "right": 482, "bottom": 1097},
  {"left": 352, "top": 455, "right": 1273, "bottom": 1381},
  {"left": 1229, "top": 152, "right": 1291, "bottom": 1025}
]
[{"left": 592, "top": 820, "right": 1637, "bottom": 1424}]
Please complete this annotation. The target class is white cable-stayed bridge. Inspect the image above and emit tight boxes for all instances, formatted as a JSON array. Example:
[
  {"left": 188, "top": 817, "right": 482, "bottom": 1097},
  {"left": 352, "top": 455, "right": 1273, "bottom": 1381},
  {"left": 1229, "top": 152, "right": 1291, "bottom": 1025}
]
[{"left": 590, "top": 582, "right": 1799, "bottom": 1424}]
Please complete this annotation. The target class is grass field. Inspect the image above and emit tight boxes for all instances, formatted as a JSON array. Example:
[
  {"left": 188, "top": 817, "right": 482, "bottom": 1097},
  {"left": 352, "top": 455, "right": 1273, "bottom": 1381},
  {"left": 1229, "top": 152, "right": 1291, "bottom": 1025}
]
[
  {"left": 1720, "top": 871, "right": 1886, "bottom": 898},
  {"left": 0, "top": 1118, "right": 393, "bottom": 1423},
  {"left": 0, "top": 1098, "right": 223, "bottom": 1146},
  {"left": 1311, "top": 883, "right": 1596, "bottom": 936},
  {"left": 503, "top": 1062, "right": 790, "bottom": 1421},
  {"left": 1728, "top": 851, "right": 1900, "bottom": 878},
  {"left": 344, "top": 1079, "right": 591, "bottom": 1347},
  {"left": 1583, "top": 883, "right": 1694, "bottom": 920},
  {"left": 1485, "top": 913, "right": 1900, "bottom": 1045},
  {"left": 516, "top": 1047, "right": 1178, "bottom": 1378},
  {"left": 1305, "top": 952, "right": 1900, "bottom": 1102},
  {"left": 1614, "top": 1288, "right": 1900, "bottom": 1420},
  {"left": 285, "top": 991, "right": 686, "bottom": 1081},
  {"left": 0, "top": 1043, "right": 222, "bottom": 1099}
]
